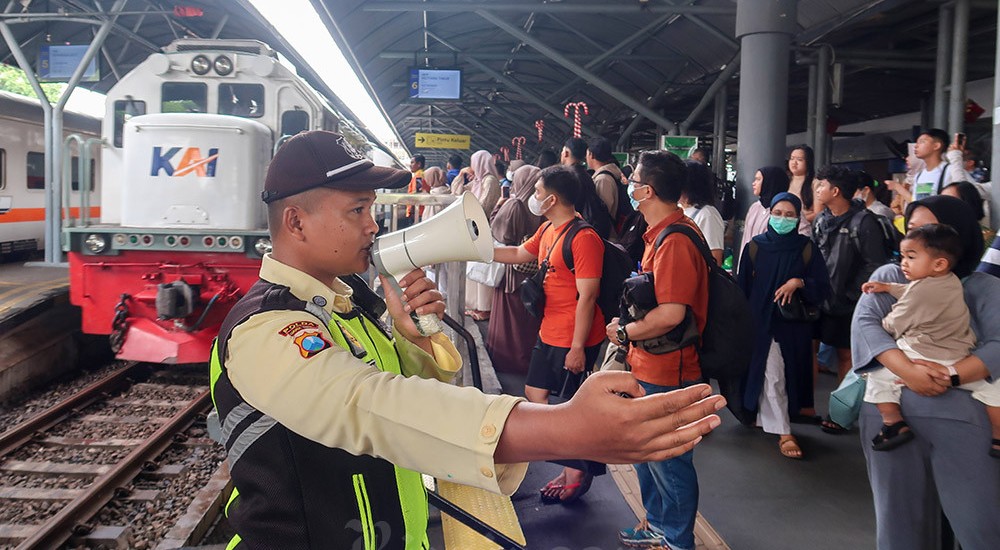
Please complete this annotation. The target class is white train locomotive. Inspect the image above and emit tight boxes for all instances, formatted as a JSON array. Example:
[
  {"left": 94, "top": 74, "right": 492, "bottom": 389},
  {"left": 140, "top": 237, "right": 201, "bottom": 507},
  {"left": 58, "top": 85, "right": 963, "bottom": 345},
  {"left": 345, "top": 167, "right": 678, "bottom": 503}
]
[
  {"left": 65, "top": 38, "right": 376, "bottom": 363},
  {"left": 0, "top": 90, "right": 102, "bottom": 258}
]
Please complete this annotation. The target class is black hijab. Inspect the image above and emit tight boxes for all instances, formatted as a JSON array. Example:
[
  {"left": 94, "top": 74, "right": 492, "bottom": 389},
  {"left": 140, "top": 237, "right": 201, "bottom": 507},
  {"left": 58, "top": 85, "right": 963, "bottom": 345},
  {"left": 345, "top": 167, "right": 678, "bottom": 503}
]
[
  {"left": 905, "top": 195, "right": 984, "bottom": 278},
  {"left": 747, "top": 192, "right": 810, "bottom": 334},
  {"left": 758, "top": 166, "right": 791, "bottom": 208}
]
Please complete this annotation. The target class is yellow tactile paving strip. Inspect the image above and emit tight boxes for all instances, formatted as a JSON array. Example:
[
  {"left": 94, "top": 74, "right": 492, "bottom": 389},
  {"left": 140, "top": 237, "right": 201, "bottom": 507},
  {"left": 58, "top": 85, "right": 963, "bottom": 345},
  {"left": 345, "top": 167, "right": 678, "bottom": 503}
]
[
  {"left": 608, "top": 463, "right": 731, "bottom": 550},
  {"left": 437, "top": 479, "right": 526, "bottom": 550},
  {"left": 0, "top": 278, "right": 68, "bottom": 318}
]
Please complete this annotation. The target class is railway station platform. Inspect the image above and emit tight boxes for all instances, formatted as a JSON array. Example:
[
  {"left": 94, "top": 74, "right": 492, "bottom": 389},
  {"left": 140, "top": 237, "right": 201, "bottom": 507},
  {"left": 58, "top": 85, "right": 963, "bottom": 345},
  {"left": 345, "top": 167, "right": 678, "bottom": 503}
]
[{"left": 0, "top": 261, "right": 88, "bottom": 404}]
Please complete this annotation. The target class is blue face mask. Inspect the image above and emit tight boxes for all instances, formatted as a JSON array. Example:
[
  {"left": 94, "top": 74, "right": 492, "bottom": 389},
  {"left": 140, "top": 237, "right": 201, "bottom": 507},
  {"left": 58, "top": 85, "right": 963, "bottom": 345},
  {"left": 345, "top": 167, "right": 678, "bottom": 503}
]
[
  {"left": 627, "top": 181, "right": 646, "bottom": 210},
  {"left": 769, "top": 215, "right": 798, "bottom": 235}
]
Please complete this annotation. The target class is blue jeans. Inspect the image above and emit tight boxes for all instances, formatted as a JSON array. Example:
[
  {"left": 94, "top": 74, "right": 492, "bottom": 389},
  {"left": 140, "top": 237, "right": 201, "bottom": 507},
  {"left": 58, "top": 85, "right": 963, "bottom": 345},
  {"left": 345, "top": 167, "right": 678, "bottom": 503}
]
[{"left": 635, "top": 380, "right": 699, "bottom": 550}]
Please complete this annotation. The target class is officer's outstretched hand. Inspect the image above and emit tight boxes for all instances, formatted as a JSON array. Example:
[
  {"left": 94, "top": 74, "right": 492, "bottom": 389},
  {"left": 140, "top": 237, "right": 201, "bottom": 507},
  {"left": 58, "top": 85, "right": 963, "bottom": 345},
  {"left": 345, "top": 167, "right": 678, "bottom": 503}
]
[
  {"left": 495, "top": 371, "right": 724, "bottom": 465},
  {"left": 379, "top": 270, "right": 446, "bottom": 344}
]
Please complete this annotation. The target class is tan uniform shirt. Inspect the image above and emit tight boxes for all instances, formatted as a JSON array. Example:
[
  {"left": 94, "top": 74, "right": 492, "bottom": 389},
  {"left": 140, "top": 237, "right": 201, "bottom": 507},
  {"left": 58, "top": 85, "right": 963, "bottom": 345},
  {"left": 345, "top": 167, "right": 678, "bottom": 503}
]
[
  {"left": 224, "top": 255, "right": 528, "bottom": 494},
  {"left": 593, "top": 163, "right": 622, "bottom": 218},
  {"left": 882, "top": 273, "right": 977, "bottom": 363}
]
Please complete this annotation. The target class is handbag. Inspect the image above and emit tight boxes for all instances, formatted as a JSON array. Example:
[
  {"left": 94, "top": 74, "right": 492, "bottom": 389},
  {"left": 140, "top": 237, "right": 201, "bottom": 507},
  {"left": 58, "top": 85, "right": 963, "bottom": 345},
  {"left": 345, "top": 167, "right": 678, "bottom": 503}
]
[
  {"left": 777, "top": 291, "right": 820, "bottom": 323},
  {"left": 519, "top": 221, "right": 575, "bottom": 318},
  {"left": 466, "top": 260, "right": 505, "bottom": 287},
  {"left": 511, "top": 235, "right": 540, "bottom": 276},
  {"left": 828, "top": 370, "right": 866, "bottom": 429}
]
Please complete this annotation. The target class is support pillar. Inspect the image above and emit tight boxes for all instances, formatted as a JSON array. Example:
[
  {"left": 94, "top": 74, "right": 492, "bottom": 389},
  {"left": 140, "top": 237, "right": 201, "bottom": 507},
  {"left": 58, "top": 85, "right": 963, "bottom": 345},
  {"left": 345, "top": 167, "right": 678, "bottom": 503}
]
[
  {"left": 713, "top": 86, "right": 728, "bottom": 180},
  {"left": 806, "top": 63, "right": 817, "bottom": 151},
  {"left": 815, "top": 45, "right": 831, "bottom": 169},
  {"left": 991, "top": 2, "right": 1000, "bottom": 230},
  {"left": 933, "top": 4, "right": 953, "bottom": 130},
  {"left": 948, "top": 0, "right": 970, "bottom": 135},
  {"left": 735, "top": 0, "right": 797, "bottom": 220}
]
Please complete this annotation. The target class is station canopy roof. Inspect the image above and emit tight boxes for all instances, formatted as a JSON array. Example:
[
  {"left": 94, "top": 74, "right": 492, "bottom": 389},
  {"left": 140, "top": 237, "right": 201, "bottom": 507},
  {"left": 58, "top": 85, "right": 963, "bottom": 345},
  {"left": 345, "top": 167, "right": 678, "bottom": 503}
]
[
  {"left": 313, "top": 0, "right": 998, "bottom": 164},
  {"left": 0, "top": 0, "right": 392, "bottom": 154}
]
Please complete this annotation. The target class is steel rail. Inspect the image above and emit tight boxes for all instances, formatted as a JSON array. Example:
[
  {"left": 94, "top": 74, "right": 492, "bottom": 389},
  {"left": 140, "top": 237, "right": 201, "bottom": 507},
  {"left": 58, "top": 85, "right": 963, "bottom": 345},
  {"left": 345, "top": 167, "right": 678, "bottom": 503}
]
[
  {"left": 15, "top": 389, "right": 212, "bottom": 549},
  {"left": 0, "top": 361, "right": 145, "bottom": 459}
]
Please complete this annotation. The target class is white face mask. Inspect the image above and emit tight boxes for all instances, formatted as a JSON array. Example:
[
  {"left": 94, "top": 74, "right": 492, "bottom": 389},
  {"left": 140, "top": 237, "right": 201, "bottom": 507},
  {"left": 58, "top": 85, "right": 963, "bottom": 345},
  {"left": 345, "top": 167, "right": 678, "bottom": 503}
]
[
  {"left": 506, "top": 171, "right": 514, "bottom": 181},
  {"left": 528, "top": 193, "right": 551, "bottom": 217}
]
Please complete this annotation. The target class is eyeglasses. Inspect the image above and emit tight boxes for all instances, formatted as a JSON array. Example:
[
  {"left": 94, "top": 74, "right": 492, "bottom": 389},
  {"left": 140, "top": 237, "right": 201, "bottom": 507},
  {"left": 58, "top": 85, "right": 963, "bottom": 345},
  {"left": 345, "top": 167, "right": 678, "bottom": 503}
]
[{"left": 627, "top": 178, "right": 647, "bottom": 187}]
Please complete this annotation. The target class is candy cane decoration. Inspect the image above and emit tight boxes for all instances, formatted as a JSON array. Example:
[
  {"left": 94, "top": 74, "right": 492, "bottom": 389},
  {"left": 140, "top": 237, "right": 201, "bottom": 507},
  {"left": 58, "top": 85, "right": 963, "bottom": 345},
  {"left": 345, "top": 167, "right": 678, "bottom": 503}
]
[
  {"left": 535, "top": 119, "right": 545, "bottom": 143},
  {"left": 499, "top": 146, "right": 510, "bottom": 163},
  {"left": 564, "top": 102, "right": 588, "bottom": 138},
  {"left": 511, "top": 136, "right": 526, "bottom": 160}
]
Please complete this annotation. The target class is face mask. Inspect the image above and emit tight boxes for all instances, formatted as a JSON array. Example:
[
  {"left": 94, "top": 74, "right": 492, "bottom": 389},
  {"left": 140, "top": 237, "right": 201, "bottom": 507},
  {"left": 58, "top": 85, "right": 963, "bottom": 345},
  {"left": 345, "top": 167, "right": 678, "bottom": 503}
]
[
  {"left": 506, "top": 171, "right": 514, "bottom": 181},
  {"left": 627, "top": 181, "right": 647, "bottom": 210},
  {"left": 769, "top": 215, "right": 798, "bottom": 235},
  {"left": 528, "top": 194, "right": 551, "bottom": 217}
]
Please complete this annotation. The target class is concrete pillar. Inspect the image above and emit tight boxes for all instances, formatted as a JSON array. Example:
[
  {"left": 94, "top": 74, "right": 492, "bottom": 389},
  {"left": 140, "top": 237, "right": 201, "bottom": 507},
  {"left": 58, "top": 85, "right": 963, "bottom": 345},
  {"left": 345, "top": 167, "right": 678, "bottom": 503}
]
[
  {"left": 815, "top": 46, "right": 831, "bottom": 169},
  {"left": 735, "top": 0, "right": 797, "bottom": 219},
  {"left": 991, "top": 2, "right": 1000, "bottom": 230},
  {"left": 948, "top": 0, "right": 970, "bottom": 136},
  {"left": 933, "top": 4, "right": 953, "bottom": 130},
  {"left": 713, "top": 86, "right": 728, "bottom": 181},
  {"left": 806, "top": 63, "right": 817, "bottom": 151}
]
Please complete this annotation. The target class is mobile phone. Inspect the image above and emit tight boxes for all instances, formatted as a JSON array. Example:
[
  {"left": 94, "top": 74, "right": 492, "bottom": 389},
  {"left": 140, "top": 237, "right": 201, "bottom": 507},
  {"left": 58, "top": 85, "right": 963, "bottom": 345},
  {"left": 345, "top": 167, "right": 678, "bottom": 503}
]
[
  {"left": 955, "top": 133, "right": 967, "bottom": 147},
  {"left": 502, "top": 186, "right": 511, "bottom": 198}
]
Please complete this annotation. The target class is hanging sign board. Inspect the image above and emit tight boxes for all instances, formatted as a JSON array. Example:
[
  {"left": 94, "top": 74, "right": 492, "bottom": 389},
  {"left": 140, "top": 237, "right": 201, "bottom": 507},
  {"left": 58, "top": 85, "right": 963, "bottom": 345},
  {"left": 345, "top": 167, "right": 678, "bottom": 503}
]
[
  {"left": 612, "top": 152, "right": 629, "bottom": 166},
  {"left": 38, "top": 45, "right": 99, "bottom": 82},
  {"left": 414, "top": 132, "right": 471, "bottom": 149},
  {"left": 660, "top": 136, "right": 699, "bottom": 159}
]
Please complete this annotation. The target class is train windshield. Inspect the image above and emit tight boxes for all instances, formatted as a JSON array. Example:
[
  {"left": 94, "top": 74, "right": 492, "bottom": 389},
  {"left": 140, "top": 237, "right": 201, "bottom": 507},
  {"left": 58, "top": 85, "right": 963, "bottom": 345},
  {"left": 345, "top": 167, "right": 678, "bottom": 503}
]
[
  {"left": 161, "top": 82, "right": 208, "bottom": 114},
  {"left": 219, "top": 84, "right": 264, "bottom": 118}
]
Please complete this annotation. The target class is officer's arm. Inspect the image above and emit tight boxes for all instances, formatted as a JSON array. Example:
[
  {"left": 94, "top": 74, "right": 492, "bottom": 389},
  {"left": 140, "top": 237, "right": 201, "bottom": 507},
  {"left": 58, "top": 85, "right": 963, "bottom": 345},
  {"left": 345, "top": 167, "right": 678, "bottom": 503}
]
[{"left": 226, "top": 310, "right": 528, "bottom": 494}]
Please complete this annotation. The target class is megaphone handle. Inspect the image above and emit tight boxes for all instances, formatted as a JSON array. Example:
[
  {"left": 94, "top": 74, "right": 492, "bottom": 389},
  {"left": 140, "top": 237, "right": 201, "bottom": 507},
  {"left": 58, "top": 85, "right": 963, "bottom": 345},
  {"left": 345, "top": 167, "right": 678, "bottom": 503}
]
[{"left": 384, "top": 274, "right": 445, "bottom": 337}]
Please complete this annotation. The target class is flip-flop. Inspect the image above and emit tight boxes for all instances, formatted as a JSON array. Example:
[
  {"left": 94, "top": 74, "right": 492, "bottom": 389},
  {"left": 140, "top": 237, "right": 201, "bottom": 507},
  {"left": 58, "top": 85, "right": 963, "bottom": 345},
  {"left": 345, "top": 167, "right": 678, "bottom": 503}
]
[
  {"left": 539, "top": 482, "right": 578, "bottom": 505},
  {"left": 821, "top": 417, "right": 848, "bottom": 434},
  {"left": 557, "top": 472, "right": 593, "bottom": 504},
  {"left": 872, "top": 420, "right": 914, "bottom": 451}
]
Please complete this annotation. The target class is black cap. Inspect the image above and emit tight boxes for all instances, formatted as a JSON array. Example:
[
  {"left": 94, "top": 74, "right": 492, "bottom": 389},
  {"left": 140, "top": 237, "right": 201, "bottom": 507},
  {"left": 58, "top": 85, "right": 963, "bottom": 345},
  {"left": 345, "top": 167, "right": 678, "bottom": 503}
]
[{"left": 262, "top": 131, "right": 410, "bottom": 203}]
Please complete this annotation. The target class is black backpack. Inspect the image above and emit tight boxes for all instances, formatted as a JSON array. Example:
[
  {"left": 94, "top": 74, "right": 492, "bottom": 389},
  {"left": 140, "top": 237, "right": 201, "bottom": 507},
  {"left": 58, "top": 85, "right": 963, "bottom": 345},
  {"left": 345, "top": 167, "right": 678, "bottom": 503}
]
[
  {"left": 594, "top": 169, "right": 635, "bottom": 234},
  {"left": 715, "top": 176, "right": 737, "bottom": 221},
  {"left": 572, "top": 166, "right": 613, "bottom": 240},
  {"left": 848, "top": 208, "right": 901, "bottom": 261},
  {"left": 561, "top": 219, "right": 635, "bottom": 324},
  {"left": 617, "top": 210, "right": 648, "bottom": 266},
  {"left": 653, "top": 224, "right": 753, "bottom": 382}
]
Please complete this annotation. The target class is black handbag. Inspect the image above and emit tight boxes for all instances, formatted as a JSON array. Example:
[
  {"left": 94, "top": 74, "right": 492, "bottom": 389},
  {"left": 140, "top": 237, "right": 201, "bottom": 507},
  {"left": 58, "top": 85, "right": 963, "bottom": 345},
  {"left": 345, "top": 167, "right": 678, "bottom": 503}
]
[
  {"left": 520, "top": 221, "right": 575, "bottom": 318},
  {"left": 777, "top": 291, "right": 820, "bottom": 323}
]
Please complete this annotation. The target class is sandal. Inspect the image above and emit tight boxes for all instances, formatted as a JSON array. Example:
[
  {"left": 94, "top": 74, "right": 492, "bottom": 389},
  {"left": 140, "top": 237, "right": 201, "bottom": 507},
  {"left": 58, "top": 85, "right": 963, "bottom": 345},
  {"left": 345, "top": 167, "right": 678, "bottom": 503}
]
[
  {"left": 871, "top": 420, "right": 915, "bottom": 451},
  {"left": 990, "top": 438, "right": 1000, "bottom": 459},
  {"left": 779, "top": 436, "right": 803, "bottom": 460},
  {"left": 821, "top": 416, "right": 848, "bottom": 434},
  {"left": 557, "top": 472, "right": 593, "bottom": 504}
]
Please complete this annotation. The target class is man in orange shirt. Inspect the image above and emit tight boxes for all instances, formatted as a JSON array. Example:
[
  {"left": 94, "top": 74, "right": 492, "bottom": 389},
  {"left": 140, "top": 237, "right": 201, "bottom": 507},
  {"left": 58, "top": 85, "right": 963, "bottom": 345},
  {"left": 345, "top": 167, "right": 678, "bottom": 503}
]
[
  {"left": 607, "top": 150, "right": 709, "bottom": 550},
  {"left": 494, "top": 164, "right": 606, "bottom": 504}
]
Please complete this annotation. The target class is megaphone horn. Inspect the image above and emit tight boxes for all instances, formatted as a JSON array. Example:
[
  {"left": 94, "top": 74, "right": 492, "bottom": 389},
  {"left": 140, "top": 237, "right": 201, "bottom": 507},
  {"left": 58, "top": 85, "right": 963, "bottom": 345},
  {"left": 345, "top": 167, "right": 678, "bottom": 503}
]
[{"left": 372, "top": 192, "right": 494, "bottom": 335}]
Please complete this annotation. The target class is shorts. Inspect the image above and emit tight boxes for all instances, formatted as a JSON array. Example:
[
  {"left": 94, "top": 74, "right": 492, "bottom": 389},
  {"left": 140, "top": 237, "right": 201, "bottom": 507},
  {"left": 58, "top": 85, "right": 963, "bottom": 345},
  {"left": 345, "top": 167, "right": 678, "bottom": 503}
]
[
  {"left": 526, "top": 339, "right": 602, "bottom": 399},
  {"left": 818, "top": 312, "right": 853, "bottom": 350}
]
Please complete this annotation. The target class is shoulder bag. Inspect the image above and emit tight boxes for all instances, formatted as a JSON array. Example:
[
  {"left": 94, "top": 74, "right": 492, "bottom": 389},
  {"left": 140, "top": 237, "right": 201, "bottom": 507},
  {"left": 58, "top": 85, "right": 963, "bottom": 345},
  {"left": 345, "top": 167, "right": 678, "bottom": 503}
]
[{"left": 519, "top": 221, "right": 578, "bottom": 318}]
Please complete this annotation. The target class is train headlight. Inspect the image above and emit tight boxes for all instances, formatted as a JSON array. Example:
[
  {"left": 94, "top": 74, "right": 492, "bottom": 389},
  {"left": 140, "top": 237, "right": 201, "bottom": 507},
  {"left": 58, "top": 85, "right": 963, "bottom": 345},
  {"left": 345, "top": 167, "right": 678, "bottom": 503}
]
[
  {"left": 85, "top": 234, "right": 108, "bottom": 254},
  {"left": 214, "top": 55, "right": 234, "bottom": 76},
  {"left": 254, "top": 237, "right": 272, "bottom": 256},
  {"left": 191, "top": 55, "right": 211, "bottom": 75}
]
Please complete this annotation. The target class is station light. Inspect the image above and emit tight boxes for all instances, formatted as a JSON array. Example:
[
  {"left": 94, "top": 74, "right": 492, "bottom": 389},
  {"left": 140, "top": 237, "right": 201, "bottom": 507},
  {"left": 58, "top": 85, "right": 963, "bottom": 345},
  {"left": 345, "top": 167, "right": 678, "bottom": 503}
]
[
  {"left": 84, "top": 234, "right": 108, "bottom": 254},
  {"left": 191, "top": 55, "right": 211, "bottom": 75},
  {"left": 214, "top": 55, "right": 234, "bottom": 76},
  {"left": 254, "top": 237, "right": 272, "bottom": 256},
  {"left": 229, "top": 236, "right": 244, "bottom": 249}
]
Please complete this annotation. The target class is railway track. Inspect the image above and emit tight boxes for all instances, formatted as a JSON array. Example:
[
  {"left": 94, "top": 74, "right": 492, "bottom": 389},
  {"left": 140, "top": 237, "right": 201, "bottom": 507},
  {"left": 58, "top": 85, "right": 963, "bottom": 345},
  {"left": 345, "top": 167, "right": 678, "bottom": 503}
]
[{"left": 0, "top": 362, "right": 223, "bottom": 549}]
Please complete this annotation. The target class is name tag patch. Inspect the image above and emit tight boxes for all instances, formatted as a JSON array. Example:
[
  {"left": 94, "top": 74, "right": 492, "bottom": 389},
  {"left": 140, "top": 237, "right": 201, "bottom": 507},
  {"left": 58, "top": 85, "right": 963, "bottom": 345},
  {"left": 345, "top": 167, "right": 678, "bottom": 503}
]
[{"left": 278, "top": 320, "right": 320, "bottom": 336}]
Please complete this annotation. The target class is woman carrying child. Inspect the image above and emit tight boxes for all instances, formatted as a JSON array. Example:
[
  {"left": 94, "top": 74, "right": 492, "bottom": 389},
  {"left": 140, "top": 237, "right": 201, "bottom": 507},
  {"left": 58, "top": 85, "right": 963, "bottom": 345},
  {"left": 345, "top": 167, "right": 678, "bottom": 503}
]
[{"left": 852, "top": 195, "right": 1000, "bottom": 549}]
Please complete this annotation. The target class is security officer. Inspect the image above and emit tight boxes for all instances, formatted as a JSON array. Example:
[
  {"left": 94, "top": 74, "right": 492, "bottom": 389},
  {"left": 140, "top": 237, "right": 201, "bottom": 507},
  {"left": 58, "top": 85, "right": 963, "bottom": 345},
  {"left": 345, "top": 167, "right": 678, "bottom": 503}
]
[{"left": 211, "top": 131, "right": 726, "bottom": 549}]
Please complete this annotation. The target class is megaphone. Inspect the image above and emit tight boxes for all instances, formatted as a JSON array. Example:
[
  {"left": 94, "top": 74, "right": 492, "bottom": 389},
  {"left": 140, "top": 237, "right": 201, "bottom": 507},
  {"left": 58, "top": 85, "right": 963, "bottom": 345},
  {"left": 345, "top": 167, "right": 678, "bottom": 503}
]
[{"left": 372, "top": 192, "right": 494, "bottom": 336}]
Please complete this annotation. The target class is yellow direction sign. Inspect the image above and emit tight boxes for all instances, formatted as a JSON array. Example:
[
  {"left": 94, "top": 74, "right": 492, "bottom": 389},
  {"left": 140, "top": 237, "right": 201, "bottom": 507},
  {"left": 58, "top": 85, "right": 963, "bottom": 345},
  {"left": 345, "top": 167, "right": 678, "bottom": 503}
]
[{"left": 414, "top": 132, "right": 471, "bottom": 149}]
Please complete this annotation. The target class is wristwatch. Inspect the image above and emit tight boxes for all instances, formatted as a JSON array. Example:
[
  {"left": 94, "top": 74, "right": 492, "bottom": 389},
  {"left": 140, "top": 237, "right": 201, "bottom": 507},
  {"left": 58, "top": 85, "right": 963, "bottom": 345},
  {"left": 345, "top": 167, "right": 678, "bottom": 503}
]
[
  {"left": 616, "top": 324, "right": 630, "bottom": 345},
  {"left": 946, "top": 365, "right": 961, "bottom": 387}
]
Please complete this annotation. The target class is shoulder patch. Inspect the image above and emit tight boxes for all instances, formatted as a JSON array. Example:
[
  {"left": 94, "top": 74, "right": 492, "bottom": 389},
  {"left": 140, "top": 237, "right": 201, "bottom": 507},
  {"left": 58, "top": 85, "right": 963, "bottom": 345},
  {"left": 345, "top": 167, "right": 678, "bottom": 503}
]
[
  {"left": 278, "top": 320, "right": 320, "bottom": 337},
  {"left": 293, "top": 331, "right": 332, "bottom": 358}
]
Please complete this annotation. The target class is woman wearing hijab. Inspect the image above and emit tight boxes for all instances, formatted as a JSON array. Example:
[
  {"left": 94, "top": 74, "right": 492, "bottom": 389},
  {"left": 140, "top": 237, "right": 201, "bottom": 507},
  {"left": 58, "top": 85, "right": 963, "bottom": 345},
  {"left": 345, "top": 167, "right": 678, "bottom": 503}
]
[
  {"left": 463, "top": 150, "right": 503, "bottom": 321},
  {"left": 737, "top": 193, "right": 831, "bottom": 459},
  {"left": 417, "top": 167, "right": 450, "bottom": 223},
  {"left": 853, "top": 195, "right": 1000, "bottom": 549},
  {"left": 739, "top": 166, "right": 790, "bottom": 259},
  {"left": 486, "top": 164, "right": 543, "bottom": 374}
]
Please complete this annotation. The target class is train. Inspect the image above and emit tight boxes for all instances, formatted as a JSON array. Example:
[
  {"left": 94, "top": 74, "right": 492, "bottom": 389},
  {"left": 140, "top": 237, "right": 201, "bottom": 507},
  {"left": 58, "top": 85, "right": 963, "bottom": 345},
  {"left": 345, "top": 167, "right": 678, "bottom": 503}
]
[
  {"left": 63, "top": 38, "right": 381, "bottom": 364},
  {"left": 0, "top": 90, "right": 102, "bottom": 258}
]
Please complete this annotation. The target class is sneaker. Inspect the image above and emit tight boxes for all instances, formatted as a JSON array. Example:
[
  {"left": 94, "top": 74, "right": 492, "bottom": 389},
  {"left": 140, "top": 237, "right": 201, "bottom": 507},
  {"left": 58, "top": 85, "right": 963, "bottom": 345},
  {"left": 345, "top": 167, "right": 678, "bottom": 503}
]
[{"left": 618, "top": 527, "right": 668, "bottom": 548}]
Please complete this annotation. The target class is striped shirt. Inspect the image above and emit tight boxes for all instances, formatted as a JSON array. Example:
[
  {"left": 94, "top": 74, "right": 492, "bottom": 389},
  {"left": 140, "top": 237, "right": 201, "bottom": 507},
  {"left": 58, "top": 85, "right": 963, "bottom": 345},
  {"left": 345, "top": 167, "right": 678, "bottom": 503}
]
[{"left": 978, "top": 235, "right": 1000, "bottom": 278}]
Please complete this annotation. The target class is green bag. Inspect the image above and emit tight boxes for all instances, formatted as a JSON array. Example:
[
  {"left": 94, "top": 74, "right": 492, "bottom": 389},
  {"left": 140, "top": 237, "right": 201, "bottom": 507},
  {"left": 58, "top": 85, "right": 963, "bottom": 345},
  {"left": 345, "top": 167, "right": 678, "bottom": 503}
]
[{"left": 828, "top": 371, "right": 866, "bottom": 429}]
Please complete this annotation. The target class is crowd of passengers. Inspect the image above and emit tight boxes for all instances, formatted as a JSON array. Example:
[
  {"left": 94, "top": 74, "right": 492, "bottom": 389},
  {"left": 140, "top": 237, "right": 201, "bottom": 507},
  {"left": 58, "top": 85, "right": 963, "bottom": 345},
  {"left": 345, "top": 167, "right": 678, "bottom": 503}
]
[{"left": 401, "top": 129, "right": 1000, "bottom": 550}]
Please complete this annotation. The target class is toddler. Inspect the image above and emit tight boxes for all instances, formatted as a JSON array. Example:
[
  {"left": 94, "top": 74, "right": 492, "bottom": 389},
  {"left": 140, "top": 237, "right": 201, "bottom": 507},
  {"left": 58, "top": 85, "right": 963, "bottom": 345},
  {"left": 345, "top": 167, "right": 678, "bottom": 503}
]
[{"left": 861, "top": 224, "right": 1000, "bottom": 456}]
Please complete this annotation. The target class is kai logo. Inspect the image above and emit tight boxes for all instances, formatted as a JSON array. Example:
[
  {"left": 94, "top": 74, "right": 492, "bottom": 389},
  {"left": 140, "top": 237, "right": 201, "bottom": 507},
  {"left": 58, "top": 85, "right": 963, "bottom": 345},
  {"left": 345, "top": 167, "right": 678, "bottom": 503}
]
[{"left": 151, "top": 147, "right": 219, "bottom": 177}]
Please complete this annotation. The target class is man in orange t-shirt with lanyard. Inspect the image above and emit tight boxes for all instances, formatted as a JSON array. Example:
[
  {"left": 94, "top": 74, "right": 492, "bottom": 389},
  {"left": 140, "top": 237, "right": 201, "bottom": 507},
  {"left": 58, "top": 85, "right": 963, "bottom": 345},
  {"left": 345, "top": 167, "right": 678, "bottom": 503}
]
[
  {"left": 494, "top": 164, "right": 606, "bottom": 504},
  {"left": 607, "top": 150, "right": 709, "bottom": 550}
]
